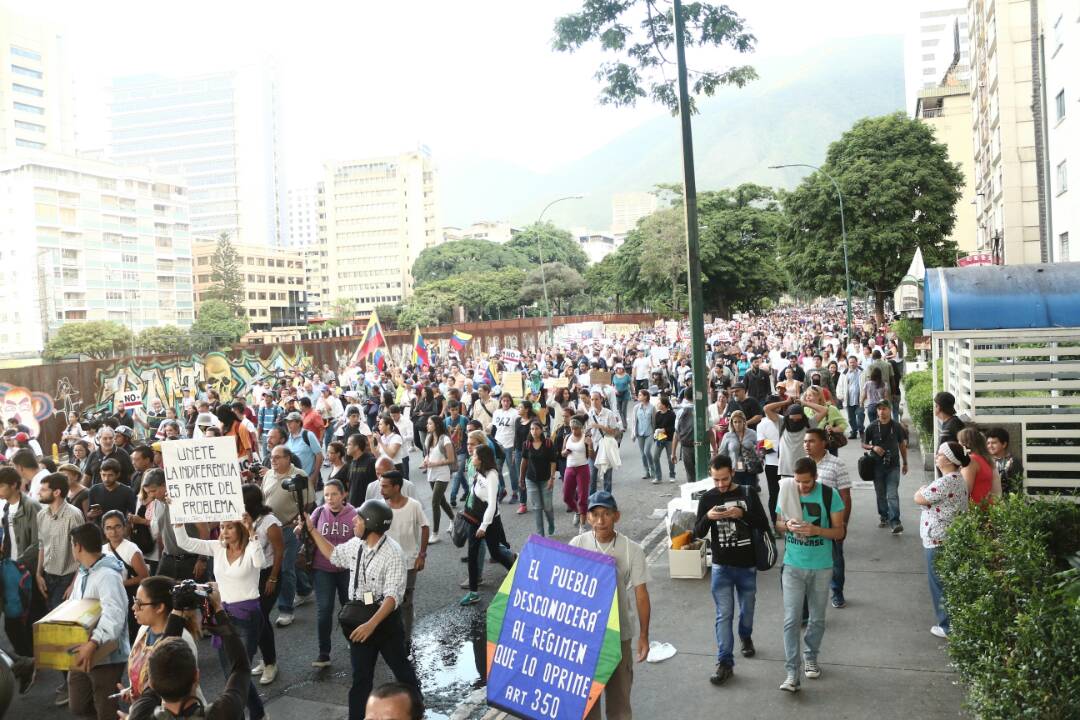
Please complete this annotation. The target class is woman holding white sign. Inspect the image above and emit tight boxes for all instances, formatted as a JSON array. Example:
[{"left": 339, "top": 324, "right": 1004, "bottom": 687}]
[{"left": 172, "top": 511, "right": 268, "bottom": 720}]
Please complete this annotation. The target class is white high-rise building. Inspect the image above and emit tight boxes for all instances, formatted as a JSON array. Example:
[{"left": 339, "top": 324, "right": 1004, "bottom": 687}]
[
  {"left": 1045, "top": 0, "right": 1078, "bottom": 262},
  {"left": 286, "top": 184, "right": 320, "bottom": 247},
  {"left": 0, "top": 7, "right": 75, "bottom": 155},
  {"left": 0, "top": 153, "right": 193, "bottom": 359},
  {"left": 323, "top": 149, "right": 441, "bottom": 313},
  {"left": 611, "top": 191, "right": 659, "bottom": 236},
  {"left": 107, "top": 67, "right": 284, "bottom": 245},
  {"left": 904, "top": 2, "right": 971, "bottom": 115},
  {"left": 443, "top": 220, "right": 515, "bottom": 244}
]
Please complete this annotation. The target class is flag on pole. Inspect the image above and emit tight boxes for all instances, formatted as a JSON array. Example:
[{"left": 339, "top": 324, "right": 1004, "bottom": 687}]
[
  {"left": 372, "top": 347, "right": 388, "bottom": 372},
  {"left": 412, "top": 327, "right": 430, "bottom": 368},
  {"left": 351, "top": 309, "right": 386, "bottom": 365},
  {"left": 483, "top": 358, "right": 500, "bottom": 388},
  {"left": 449, "top": 330, "right": 472, "bottom": 354}
]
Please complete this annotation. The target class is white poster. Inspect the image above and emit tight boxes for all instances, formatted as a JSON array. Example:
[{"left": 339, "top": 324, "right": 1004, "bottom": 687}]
[{"left": 161, "top": 437, "right": 245, "bottom": 523}]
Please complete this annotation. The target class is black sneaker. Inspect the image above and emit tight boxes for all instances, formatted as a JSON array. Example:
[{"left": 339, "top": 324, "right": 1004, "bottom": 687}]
[
  {"left": 891, "top": 524, "right": 904, "bottom": 535},
  {"left": 709, "top": 663, "right": 734, "bottom": 685},
  {"left": 13, "top": 659, "right": 34, "bottom": 695},
  {"left": 740, "top": 637, "right": 756, "bottom": 657}
]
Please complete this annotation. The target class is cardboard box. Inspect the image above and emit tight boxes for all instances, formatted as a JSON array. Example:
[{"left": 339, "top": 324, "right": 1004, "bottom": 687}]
[
  {"left": 34, "top": 598, "right": 118, "bottom": 671},
  {"left": 668, "top": 544, "right": 706, "bottom": 580}
]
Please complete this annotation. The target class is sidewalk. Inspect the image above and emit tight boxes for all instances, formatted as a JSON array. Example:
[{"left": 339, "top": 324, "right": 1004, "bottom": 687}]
[{"left": 625, "top": 441, "right": 967, "bottom": 719}]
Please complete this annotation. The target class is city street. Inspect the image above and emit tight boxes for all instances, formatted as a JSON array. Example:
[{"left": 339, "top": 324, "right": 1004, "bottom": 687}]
[{"left": 12, "top": 421, "right": 966, "bottom": 720}]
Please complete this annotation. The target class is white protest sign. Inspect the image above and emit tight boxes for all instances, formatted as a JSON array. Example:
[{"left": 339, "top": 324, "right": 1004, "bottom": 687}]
[
  {"left": 161, "top": 437, "right": 245, "bottom": 523},
  {"left": 120, "top": 390, "right": 142, "bottom": 409}
]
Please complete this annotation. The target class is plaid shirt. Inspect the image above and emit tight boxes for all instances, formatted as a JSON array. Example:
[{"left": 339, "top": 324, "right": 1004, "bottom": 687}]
[
  {"left": 330, "top": 535, "right": 407, "bottom": 605},
  {"left": 814, "top": 452, "right": 852, "bottom": 491}
]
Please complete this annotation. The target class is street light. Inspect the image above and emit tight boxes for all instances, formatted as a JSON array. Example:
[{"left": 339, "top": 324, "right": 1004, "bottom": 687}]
[
  {"left": 535, "top": 194, "right": 584, "bottom": 347},
  {"left": 770, "top": 163, "right": 854, "bottom": 335}
]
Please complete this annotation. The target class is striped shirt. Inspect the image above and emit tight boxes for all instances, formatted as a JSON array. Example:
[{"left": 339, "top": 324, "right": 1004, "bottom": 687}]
[{"left": 814, "top": 452, "right": 852, "bottom": 491}]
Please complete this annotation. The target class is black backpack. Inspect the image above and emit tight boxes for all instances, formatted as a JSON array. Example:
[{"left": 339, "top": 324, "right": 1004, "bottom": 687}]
[{"left": 130, "top": 504, "right": 155, "bottom": 554}]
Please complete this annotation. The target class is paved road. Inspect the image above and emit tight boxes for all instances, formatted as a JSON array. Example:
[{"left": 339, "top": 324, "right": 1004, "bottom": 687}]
[{"left": 9, "top": 419, "right": 966, "bottom": 719}]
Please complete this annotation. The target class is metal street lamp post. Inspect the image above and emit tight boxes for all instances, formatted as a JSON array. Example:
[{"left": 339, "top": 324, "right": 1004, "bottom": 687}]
[
  {"left": 769, "top": 163, "right": 854, "bottom": 335},
  {"left": 535, "top": 194, "right": 584, "bottom": 347}
]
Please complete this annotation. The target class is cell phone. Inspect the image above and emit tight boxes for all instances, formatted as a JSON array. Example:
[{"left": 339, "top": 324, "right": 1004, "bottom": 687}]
[{"left": 90, "top": 504, "right": 102, "bottom": 513}]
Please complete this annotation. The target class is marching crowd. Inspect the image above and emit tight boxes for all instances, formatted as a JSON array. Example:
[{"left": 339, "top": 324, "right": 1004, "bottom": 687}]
[{"left": 0, "top": 303, "right": 1031, "bottom": 719}]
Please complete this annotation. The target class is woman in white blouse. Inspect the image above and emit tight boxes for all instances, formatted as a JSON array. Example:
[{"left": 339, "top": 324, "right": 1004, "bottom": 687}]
[
  {"left": 102, "top": 510, "right": 149, "bottom": 644},
  {"left": 374, "top": 415, "right": 404, "bottom": 472},
  {"left": 460, "top": 444, "right": 517, "bottom": 607},
  {"left": 173, "top": 510, "right": 268, "bottom": 720}
]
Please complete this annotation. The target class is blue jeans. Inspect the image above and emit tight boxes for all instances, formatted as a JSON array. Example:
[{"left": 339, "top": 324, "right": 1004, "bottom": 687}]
[
  {"left": 781, "top": 565, "right": 831, "bottom": 679},
  {"left": 832, "top": 540, "right": 845, "bottom": 595},
  {"left": 873, "top": 463, "right": 902, "bottom": 527},
  {"left": 510, "top": 448, "right": 526, "bottom": 505},
  {"left": 278, "top": 527, "right": 314, "bottom": 613},
  {"left": 653, "top": 439, "right": 675, "bottom": 481},
  {"left": 314, "top": 569, "right": 350, "bottom": 657},
  {"left": 43, "top": 571, "right": 75, "bottom": 612},
  {"left": 925, "top": 546, "right": 949, "bottom": 632},
  {"left": 449, "top": 452, "right": 468, "bottom": 503},
  {"left": 218, "top": 609, "right": 265, "bottom": 720},
  {"left": 636, "top": 435, "right": 654, "bottom": 477},
  {"left": 494, "top": 448, "right": 510, "bottom": 497},
  {"left": 589, "top": 456, "right": 613, "bottom": 494},
  {"left": 528, "top": 478, "right": 555, "bottom": 536},
  {"left": 845, "top": 404, "right": 864, "bottom": 437},
  {"left": 710, "top": 565, "right": 757, "bottom": 667}
]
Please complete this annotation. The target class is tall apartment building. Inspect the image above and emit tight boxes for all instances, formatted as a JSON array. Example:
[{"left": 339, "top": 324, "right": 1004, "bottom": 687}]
[
  {"left": 905, "top": 3, "right": 971, "bottom": 115},
  {"left": 0, "top": 7, "right": 75, "bottom": 154},
  {"left": 611, "top": 191, "right": 659, "bottom": 236},
  {"left": 0, "top": 153, "right": 194, "bottom": 359},
  {"left": 286, "top": 184, "right": 320, "bottom": 247},
  {"left": 323, "top": 149, "right": 441, "bottom": 312},
  {"left": 107, "top": 67, "right": 285, "bottom": 245},
  {"left": 443, "top": 220, "right": 514, "bottom": 244},
  {"left": 192, "top": 240, "right": 306, "bottom": 332},
  {"left": 969, "top": 0, "right": 1043, "bottom": 264},
  {"left": 1045, "top": 0, "right": 1077, "bottom": 261},
  {"left": 575, "top": 231, "right": 621, "bottom": 264}
]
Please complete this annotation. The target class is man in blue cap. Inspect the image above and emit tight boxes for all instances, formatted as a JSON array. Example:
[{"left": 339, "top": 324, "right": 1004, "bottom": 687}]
[{"left": 569, "top": 491, "right": 651, "bottom": 720}]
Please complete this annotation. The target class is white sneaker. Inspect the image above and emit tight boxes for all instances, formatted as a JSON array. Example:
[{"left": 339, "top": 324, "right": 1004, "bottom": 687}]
[
  {"left": 259, "top": 663, "right": 278, "bottom": 685},
  {"left": 930, "top": 625, "right": 948, "bottom": 638},
  {"left": 428, "top": 532, "right": 441, "bottom": 545},
  {"left": 275, "top": 613, "right": 294, "bottom": 627},
  {"left": 294, "top": 592, "right": 313, "bottom": 607},
  {"left": 251, "top": 661, "right": 265, "bottom": 675}
]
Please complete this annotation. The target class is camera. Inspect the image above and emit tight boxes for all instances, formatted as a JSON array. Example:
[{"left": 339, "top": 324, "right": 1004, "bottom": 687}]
[
  {"left": 247, "top": 459, "right": 262, "bottom": 476},
  {"left": 171, "top": 580, "right": 211, "bottom": 611},
  {"left": 281, "top": 473, "right": 308, "bottom": 494}
]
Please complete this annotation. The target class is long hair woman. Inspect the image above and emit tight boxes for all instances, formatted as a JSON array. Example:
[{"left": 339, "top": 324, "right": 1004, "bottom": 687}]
[
  {"left": 561, "top": 416, "right": 592, "bottom": 530},
  {"left": 173, "top": 510, "right": 267, "bottom": 720},
  {"left": 718, "top": 410, "right": 759, "bottom": 488},
  {"left": 242, "top": 484, "right": 284, "bottom": 685},
  {"left": 460, "top": 444, "right": 517, "bottom": 607},
  {"left": 306, "top": 479, "right": 357, "bottom": 668},
  {"left": 102, "top": 510, "right": 149, "bottom": 644},
  {"left": 958, "top": 427, "right": 1001, "bottom": 504},
  {"left": 520, "top": 420, "right": 557, "bottom": 536},
  {"left": 421, "top": 415, "right": 456, "bottom": 543},
  {"left": 374, "top": 415, "right": 404, "bottom": 473},
  {"left": 123, "top": 575, "right": 205, "bottom": 704}
]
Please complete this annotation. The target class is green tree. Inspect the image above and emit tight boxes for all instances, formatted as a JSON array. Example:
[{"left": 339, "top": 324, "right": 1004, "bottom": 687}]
[
  {"left": 329, "top": 297, "right": 357, "bottom": 326},
  {"left": 553, "top": 1, "right": 757, "bottom": 113},
  {"left": 135, "top": 325, "right": 190, "bottom": 354},
  {"left": 583, "top": 254, "right": 624, "bottom": 312},
  {"left": 191, "top": 299, "right": 248, "bottom": 348},
  {"left": 411, "top": 239, "right": 526, "bottom": 286},
  {"left": 520, "top": 262, "right": 586, "bottom": 315},
  {"left": 44, "top": 321, "right": 133, "bottom": 360},
  {"left": 397, "top": 295, "right": 447, "bottom": 329},
  {"left": 506, "top": 222, "right": 590, "bottom": 275},
  {"left": 373, "top": 303, "right": 401, "bottom": 329},
  {"left": 779, "top": 112, "right": 963, "bottom": 321},
  {"left": 205, "top": 232, "right": 245, "bottom": 316}
]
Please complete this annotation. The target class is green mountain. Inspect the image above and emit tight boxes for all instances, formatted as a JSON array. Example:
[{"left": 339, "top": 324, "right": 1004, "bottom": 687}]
[{"left": 440, "top": 34, "right": 905, "bottom": 231}]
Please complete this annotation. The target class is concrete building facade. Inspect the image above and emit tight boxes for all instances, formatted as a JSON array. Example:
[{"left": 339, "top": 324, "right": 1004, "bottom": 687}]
[
  {"left": 905, "top": 2, "right": 972, "bottom": 115},
  {"left": 968, "top": 0, "right": 1044, "bottom": 265},
  {"left": 443, "top": 220, "right": 514, "bottom": 245},
  {"left": 192, "top": 240, "right": 306, "bottom": 332},
  {"left": 0, "top": 153, "right": 193, "bottom": 359},
  {"left": 1045, "top": 0, "right": 1078, "bottom": 261},
  {"left": 611, "top": 191, "right": 658, "bottom": 236},
  {"left": 286, "top": 183, "right": 320, "bottom": 247},
  {"left": 0, "top": 7, "right": 75, "bottom": 155},
  {"left": 322, "top": 149, "right": 441, "bottom": 312},
  {"left": 107, "top": 67, "right": 285, "bottom": 245}
]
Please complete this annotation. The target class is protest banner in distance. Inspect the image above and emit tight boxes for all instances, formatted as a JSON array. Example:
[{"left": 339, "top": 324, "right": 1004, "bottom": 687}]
[
  {"left": 120, "top": 391, "right": 142, "bottom": 410},
  {"left": 502, "top": 371, "right": 524, "bottom": 398},
  {"left": 486, "top": 536, "right": 621, "bottom": 720},
  {"left": 160, "top": 437, "right": 245, "bottom": 523}
]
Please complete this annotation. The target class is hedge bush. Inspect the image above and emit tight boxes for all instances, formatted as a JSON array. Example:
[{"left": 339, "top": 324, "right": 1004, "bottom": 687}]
[
  {"left": 936, "top": 495, "right": 1080, "bottom": 719},
  {"left": 902, "top": 369, "right": 934, "bottom": 446}
]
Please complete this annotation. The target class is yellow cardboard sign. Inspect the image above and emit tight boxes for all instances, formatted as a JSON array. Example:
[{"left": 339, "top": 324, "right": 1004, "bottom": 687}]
[{"left": 502, "top": 371, "right": 524, "bottom": 398}]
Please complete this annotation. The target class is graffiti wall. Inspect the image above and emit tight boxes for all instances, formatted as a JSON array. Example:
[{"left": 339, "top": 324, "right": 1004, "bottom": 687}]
[
  {"left": 91, "top": 347, "right": 313, "bottom": 416},
  {"left": 0, "top": 383, "right": 55, "bottom": 437}
]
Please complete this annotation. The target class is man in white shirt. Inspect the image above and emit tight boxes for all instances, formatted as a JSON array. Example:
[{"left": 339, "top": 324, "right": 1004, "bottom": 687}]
[
  {"left": 366, "top": 456, "right": 419, "bottom": 502},
  {"left": 388, "top": 406, "right": 414, "bottom": 480},
  {"left": 381, "top": 470, "right": 429, "bottom": 637},
  {"left": 631, "top": 352, "right": 652, "bottom": 394}
]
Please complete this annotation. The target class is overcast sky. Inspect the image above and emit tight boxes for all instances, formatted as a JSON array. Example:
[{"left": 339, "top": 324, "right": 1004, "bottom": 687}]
[{"left": 8, "top": 0, "right": 908, "bottom": 186}]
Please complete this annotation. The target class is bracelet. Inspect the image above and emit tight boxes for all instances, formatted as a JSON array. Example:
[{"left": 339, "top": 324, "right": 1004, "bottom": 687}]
[{"left": 268, "top": 577, "right": 278, "bottom": 584}]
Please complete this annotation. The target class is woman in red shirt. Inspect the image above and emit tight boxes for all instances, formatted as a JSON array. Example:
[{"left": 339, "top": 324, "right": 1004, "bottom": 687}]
[{"left": 959, "top": 428, "right": 1001, "bottom": 504}]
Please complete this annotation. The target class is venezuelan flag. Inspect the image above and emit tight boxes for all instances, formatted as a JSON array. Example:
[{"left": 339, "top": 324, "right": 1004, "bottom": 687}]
[
  {"left": 351, "top": 309, "right": 386, "bottom": 365},
  {"left": 483, "top": 358, "right": 500, "bottom": 387},
  {"left": 372, "top": 347, "right": 387, "bottom": 371},
  {"left": 412, "top": 327, "right": 430, "bottom": 368},
  {"left": 449, "top": 330, "right": 472, "bottom": 354}
]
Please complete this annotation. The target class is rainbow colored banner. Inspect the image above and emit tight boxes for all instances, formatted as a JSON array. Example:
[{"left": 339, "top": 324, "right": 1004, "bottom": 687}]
[{"left": 486, "top": 536, "right": 621, "bottom": 720}]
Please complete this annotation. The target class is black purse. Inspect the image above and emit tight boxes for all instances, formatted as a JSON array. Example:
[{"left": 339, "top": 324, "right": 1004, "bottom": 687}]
[{"left": 338, "top": 539, "right": 384, "bottom": 641}]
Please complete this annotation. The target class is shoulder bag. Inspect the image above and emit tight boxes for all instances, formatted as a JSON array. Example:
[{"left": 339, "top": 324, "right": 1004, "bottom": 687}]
[
  {"left": 741, "top": 486, "right": 776, "bottom": 571},
  {"left": 338, "top": 538, "right": 385, "bottom": 641}
]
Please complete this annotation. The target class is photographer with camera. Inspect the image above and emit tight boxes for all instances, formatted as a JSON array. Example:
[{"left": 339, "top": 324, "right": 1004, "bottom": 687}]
[
  {"left": 125, "top": 583, "right": 250, "bottom": 720},
  {"left": 861, "top": 400, "right": 909, "bottom": 535},
  {"left": 172, "top": 512, "right": 268, "bottom": 720},
  {"left": 302, "top": 499, "right": 420, "bottom": 720},
  {"left": 122, "top": 575, "right": 205, "bottom": 704},
  {"left": 261, "top": 445, "right": 313, "bottom": 627}
]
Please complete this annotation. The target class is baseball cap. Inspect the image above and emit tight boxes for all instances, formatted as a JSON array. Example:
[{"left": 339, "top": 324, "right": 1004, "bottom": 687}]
[
  {"left": 785, "top": 403, "right": 805, "bottom": 417},
  {"left": 587, "top": 490, "right": 618, "bottom": 511},
  {"left": 877, "top": 399, "right": 893, "bottom": 410},
  {"left": 732, "top": 382, "right": 746, "bottom": 390},
  {"left": 285, "top": 411, "right": 303, "bottom": 422},
  {"left": 115, "top": 426, "right": 133, "bottom": 438}
]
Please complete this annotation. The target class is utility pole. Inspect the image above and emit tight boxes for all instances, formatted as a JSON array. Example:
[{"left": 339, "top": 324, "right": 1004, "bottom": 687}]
[{"left": 673, "top": 0, "right": 710, "bottom": 481}]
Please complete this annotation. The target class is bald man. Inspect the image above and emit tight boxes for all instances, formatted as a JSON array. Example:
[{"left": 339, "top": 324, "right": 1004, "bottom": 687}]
[{"left": 366, "top": 456, "right": 419, "bottom": 501}]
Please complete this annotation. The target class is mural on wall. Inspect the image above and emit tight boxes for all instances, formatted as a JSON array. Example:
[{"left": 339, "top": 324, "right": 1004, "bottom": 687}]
[
  {"left": 0, "top": 383, "right": 56, "bottom": 437},
  {"left": 91, "top": 348, "right": 314, "bottom": 416}
]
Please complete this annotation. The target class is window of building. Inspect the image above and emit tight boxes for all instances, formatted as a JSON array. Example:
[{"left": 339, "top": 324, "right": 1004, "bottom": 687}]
[
  {"left": 15, "top": 138, "right": 45, "bottom": 150},
  {"left": 249, "top": 309, "right": 258, "bottom": 317},
  {"left": 197, "top": 256, "right": 209, "bottom": 265},
  {"left": 248, "top": 292, "right": 256, "bottom": 300},
  {"left": 14, "top": 119, "right": 44, "bottom": 133},
  {"left": 13, "top": 101, "right": 44, "bottom": 115},
  {"left": 64, "top": 310, "right": 86, "bottom": 320},
  {"left": 1056, "top": 90, "right": 1066, "bottom": 122},
  {"left": 1058, "top": 160, "right": 1068, "bottom": 194},
  {"left": 11, "top": 64, "right": 43, "bottom": 79},
  {"left": 12, "top": 83, "right": 43, "bottom": 97},
  {"left": 1062, "top": 232, "right": 1071, "bottom": 260},
  {"left": 124, "top": 271, "right": 138, "bottom": 281},
  {"left": 1054, "top": 14, "right": 1064, "bottom": 52},
  {"left": 122, "top": 253, "right": 138, "bottom": 263},
  {"left": 247, "top": 274, "right": 255, "bottom": 282},
  {"left": 10, "top": 46, "right": 42, "bottom": 62},
  {"left": 105, "top": 291, "right": 123, "bottom": 300}
]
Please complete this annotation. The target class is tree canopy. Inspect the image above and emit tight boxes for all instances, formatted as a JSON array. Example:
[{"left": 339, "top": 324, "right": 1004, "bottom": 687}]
[
  {"left": 191, "top": 299, "right": 248, "bottom": 348},
  {"left": 135, "top": 325, "right": 190, "bottom": 354},
  {"left": 506, "top": 222, "right": 590, "bottom": 275},
  {"left": 204, "top": 232, "right": 244, "bottom": 316},
  {"left": 552, "top": 0, "right": 757, "bottom": 113},
  {"left": 779, "top": 112, "right": 964, "bottom": 320},
  {"left": 44, "top": 321, "right": 133, "bottom": 360},
  {"left": 520, "top": 262, "right": 586, "bottom": 315},
  {"left": 411, "top": 239, "right": 526, "bottom": 286}
]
